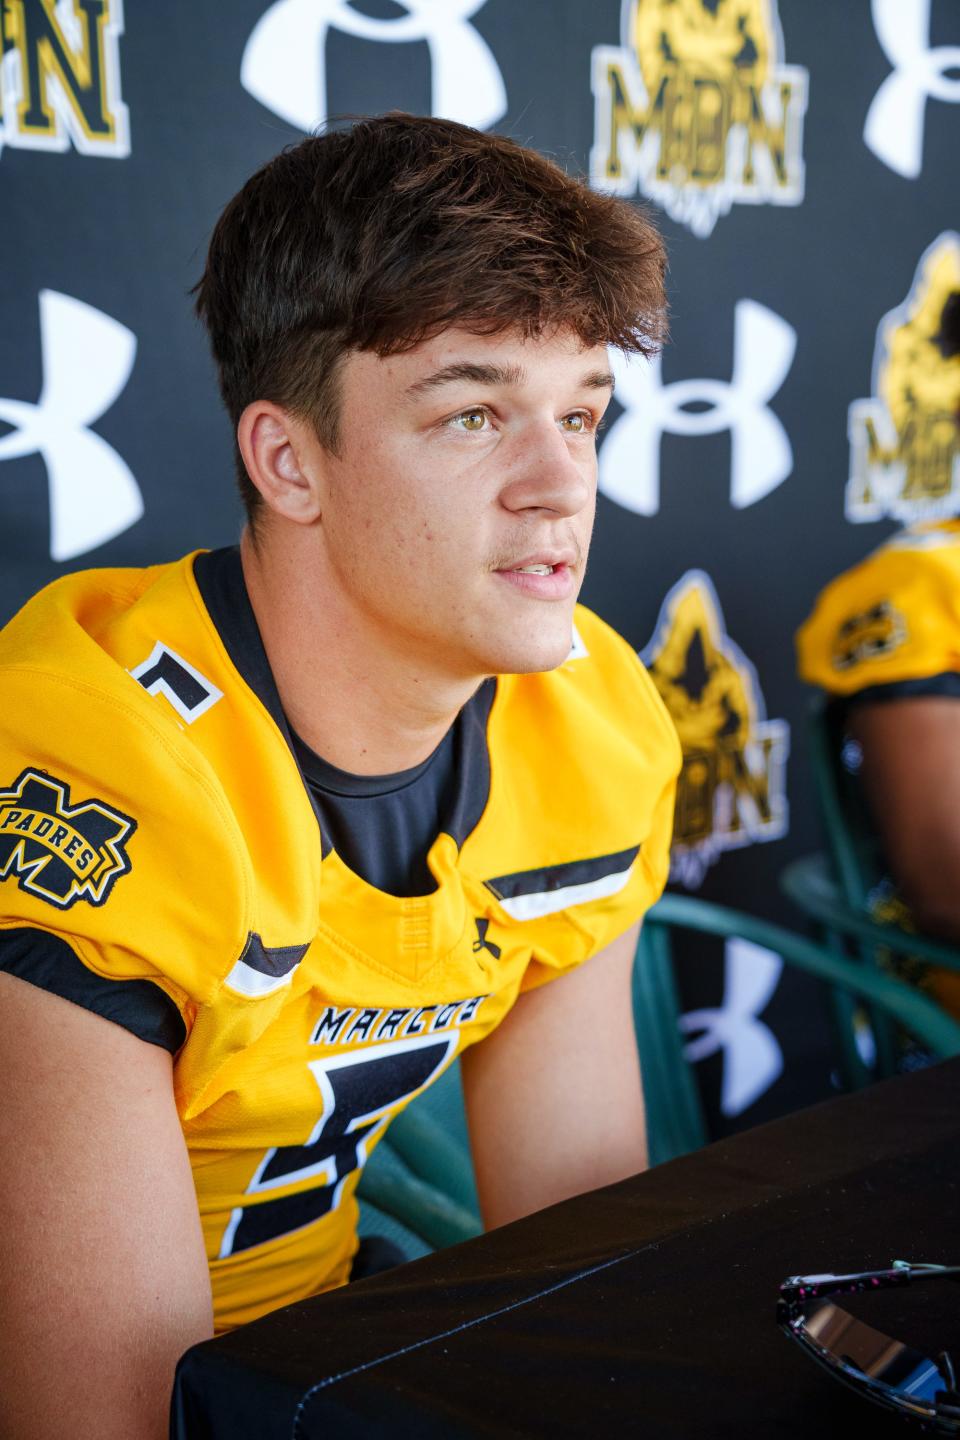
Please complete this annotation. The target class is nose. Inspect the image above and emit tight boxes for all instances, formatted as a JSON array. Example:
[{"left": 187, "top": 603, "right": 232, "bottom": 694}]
[{"left": 498, "top": 420, "right": 594, "bottom": 518}]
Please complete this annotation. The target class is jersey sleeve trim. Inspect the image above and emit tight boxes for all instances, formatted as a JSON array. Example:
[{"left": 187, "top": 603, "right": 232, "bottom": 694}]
[
  {"left": 0, "top": 926, "right": 187, "bottom": 1053},
  {"left": 845, "top": 671, "right": 960, "bottom": 707},
  {"left": 484, "top": 845, "right": 641, "bottom": 920},
  {"left": 223, "top": 932, "right": 311, "bottom": 999}
]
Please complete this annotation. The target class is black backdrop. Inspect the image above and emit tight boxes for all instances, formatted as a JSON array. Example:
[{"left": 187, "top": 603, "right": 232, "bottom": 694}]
[{"left": 2, "top": 0, "right": 958, "bottom": 1135}]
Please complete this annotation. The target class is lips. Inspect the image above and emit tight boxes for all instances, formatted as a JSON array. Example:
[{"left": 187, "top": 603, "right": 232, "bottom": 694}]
[
  {"left": 494, "top": 555, "right": 577, "bottom": 600},
  {"left": 498, "top": 549, "right": 578, "bottom": 576}
]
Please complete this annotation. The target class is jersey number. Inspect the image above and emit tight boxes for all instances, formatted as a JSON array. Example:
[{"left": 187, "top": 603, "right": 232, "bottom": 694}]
[{"left": 219, "top": 1032, "right": 456, "bottom": 1258}]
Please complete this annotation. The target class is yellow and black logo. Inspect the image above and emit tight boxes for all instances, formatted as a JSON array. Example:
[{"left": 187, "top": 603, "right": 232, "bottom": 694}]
[
  {"left": 847, "top": 232, "right": 960, "bottom": 524},
  {"left": 642, "top": 570, "right": 789, "bottom": 886},
  {"left": 831, "top": 600, "right": 907, "bottom": 672},
  {"left": 0, "top": 0, "right": 129, "bottom": 160},
  {"left": 590, "top": 0, "right": 806, "bottom": 237},
  {"left": 0, "top": 768, "right": 135, "bottom": 909}
]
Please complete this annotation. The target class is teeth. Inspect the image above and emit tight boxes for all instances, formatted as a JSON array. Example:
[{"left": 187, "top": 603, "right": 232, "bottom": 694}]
[{"left": 516, "top": 564, "right": 554, "bottom": 575}]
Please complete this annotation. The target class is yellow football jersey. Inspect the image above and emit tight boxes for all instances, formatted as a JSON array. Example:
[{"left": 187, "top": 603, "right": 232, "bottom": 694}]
[
  {"left": 0, "top": 549, "right": 680, "bottom": 1332},
  {"left": 796, "top": 520, "right": 960, "bottom": 697}
]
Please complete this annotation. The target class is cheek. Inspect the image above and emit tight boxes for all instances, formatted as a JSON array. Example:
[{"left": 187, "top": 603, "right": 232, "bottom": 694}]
[{"left": 343, "top": 438, "right": 482, "bottom": 570}]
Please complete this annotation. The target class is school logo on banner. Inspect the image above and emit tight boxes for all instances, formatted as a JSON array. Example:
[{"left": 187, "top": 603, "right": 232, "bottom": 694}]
[
  {"left": 0, "top": 0, "right": 129, "bottom": 160},
  {"left": 590, "top": 0, "right": 807, "bottom": 237},
  {"left": 865, "top": 0, "right": 960, "bottom": 179},
  {"left": 641, "top": 570, "right": 789, "bottom": 888},
  {"left": 846, "top": 232, "right": 960, "bottom": 524},
  {"left": 241, "top": 0, "right": 506, "bottom": 134},
  {"left": 0, "top": 288, "right": 141, "bottom": 559},
  {"left": 599, "top": 300, "right": 796, "bottom": 516}
]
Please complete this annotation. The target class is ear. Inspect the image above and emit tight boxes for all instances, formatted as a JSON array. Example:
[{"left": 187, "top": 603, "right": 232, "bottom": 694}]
[{"left": 237, "top": 402, "right": 324, "bottom": 524}]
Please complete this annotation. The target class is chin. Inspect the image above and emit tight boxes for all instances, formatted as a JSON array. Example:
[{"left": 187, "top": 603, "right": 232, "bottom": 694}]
[{"left": 480, "top": 630, "right": 575, "bottom": 678}]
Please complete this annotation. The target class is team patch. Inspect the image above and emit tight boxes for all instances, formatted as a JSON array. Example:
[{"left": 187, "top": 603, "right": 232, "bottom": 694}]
[
  {"left": 832, "top": 601, "right": 907, "bottom": 671},
  {"left": 0, "top": 768, "right": 136, "bottom": 909}
]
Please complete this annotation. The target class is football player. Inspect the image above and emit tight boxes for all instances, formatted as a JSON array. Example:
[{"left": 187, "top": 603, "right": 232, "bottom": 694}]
[
  {"left": 796, "top": 283, "right": 960, "bottom": 1009},
  {"left": 0, "top": 115, "right": 679, "bottom": 1438}
]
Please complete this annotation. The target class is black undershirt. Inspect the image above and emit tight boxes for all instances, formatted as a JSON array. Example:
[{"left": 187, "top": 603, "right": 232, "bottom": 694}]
[
  {"left": 843, "top": 670, "right": 960, "bottom": 708},
  {"left": 290, "top": 718, "right": 461, "bottom": 898}
]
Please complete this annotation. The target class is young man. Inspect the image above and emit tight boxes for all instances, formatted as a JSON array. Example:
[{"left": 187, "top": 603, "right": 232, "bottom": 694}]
[{"left": 0, "top": 115, "right": 679, "bottom": 1438}]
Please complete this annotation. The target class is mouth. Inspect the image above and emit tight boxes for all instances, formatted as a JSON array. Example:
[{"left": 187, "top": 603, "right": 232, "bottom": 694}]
[{"left": 493, "top": 555, "right": 578, "bottom": 599}]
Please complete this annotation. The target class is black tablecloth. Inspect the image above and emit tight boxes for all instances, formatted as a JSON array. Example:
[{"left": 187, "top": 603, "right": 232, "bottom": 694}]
[{"left": 172, "top": 1060, "right": 960, "bottom": 1438}]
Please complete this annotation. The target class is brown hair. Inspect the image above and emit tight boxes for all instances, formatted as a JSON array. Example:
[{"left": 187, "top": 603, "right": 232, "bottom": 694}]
[{"left": 194, "top": 113, "right": 668, "bottom": 519}]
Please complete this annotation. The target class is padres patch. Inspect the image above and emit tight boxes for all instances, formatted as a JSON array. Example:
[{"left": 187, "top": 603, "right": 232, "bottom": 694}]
[{"left": 0, "top": 769, "right": 136, "bottom": 909}]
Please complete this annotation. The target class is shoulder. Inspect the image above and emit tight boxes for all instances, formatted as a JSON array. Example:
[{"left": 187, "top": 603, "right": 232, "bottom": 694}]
[
  {"left": 500, "top": 604, "right": 681, "bottom": 775},
  {"left": 0, "top": 553, "right": 227, "bottom": 776},
  {"left": 796, "top": 522, "right": 960, "bottom": 696},
  {"left": 0, "top": 557, "right": 257, "bottom": 1001},
  {"left": 461, "top": 607, "right": 680, "bottom": 976},
  {"left": 467, "top": 606, "right": 680, "bottom": 898}
]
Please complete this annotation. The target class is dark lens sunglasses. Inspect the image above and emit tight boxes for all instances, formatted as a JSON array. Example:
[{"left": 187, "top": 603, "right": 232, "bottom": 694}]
[{"left": 778, "top": 1262, "right": 960, "bottom": 1433}]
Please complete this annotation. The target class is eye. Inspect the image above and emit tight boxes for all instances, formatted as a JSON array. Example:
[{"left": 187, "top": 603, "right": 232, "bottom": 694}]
[
  {"left": 450, "top": 408, "right": 489, "bottom": 432},
  {"left": 559, "top": 412, "right": 589, "bottom": 434}
]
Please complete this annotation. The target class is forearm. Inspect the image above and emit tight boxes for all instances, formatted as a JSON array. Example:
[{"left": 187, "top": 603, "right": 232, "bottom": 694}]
[
  {"left": 462, "top": 925, "right": 646, "bottom": 1231},
  {"left": 0, "top": 972, "right": 213, "bottom": 1440},
  {"left": 463, "top": 1033, "right": 646, "bottom": 1229},
  {"left": 849, "top": 699, "right": 960, "bottom": 943}
]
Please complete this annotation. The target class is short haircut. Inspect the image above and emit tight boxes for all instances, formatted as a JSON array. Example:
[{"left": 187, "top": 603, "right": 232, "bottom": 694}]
[{"left": 194, "top": 112, "right": 668, "bottom": 520}]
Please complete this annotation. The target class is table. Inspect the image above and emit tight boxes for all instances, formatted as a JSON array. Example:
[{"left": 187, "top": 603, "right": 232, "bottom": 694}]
[{"left": 171, "top": 1058, "right": 960, "bottom": 1438}]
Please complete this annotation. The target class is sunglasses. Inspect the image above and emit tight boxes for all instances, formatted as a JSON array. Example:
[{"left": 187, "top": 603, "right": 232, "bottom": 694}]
[{"left": 778, "top": 1262, "right": 960, "bottom": 1433}]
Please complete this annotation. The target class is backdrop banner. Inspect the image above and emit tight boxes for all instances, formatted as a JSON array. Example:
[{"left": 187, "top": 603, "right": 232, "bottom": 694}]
[{"left": 2, "top": 0, "right": 957, "bottom": 1134}]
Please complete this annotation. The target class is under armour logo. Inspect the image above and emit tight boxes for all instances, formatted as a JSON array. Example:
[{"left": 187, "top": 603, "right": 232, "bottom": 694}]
[
  {"left": 680, "top": 937, "right": 784, "bottom": 1118},
  {"left": 599, "top": 300, "right": 796, "bottom": 516},
  {"left": 472, "top": 918, "right": 501, "bottom": 960},
  {"left": 0, "top": 289, "right": 140, "bottom": 560},
  {"left": 865, "top": 0, "right": 960, "bottom": 178},
  {"left": 241, "top": 0, "right": 507, "bottom": 134}
]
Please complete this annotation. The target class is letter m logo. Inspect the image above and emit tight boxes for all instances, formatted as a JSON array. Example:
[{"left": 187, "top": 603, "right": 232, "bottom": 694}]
[
  {"left": 0, "top": 768, "right": 136, "bottom": 909},
  {"left": 0, "top": 0, "right": 129, "bottom": 157}
]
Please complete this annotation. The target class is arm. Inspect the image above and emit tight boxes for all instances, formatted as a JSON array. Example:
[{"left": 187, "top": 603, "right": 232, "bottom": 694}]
[
  {"left": 0, "top": 971, "right": 213, "bottom": 1440},
  {"left": 848, "top": 696, "right": 960, "bottom": 941},
  {"left": 460, "top": 922, "right": 645, "bottom": 1230}
]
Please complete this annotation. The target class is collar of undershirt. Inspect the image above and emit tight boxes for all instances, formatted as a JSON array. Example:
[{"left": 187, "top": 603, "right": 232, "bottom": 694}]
[
  {"left": 191, "top": 546, "right": 496, "bottom": 849},
  {"left": 290, "top": 723, "right": 454, "bottom": 799}
]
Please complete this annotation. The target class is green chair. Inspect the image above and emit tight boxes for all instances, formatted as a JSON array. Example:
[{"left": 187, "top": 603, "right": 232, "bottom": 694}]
[
  {"left": 802, "top": 693, "right": 880, "bottom": 909},
  {"left": 359, "top": 890, "right": 960, "bottom": 1245},
  {"left": 636, "top": 891, "right": 960, "bottom": 1166},
  {"left": 781, "top": 696, "right": 960, "bottom": 1085}
]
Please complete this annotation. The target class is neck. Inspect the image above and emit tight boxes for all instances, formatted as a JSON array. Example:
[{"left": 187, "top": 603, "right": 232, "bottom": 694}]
[{"left": 240, "top": 525, "right": 481, "bottom": 775}]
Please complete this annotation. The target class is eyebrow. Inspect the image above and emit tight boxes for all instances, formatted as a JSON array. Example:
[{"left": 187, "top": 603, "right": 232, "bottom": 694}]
[
  {"left": 582, "top": 368, "right": 616, "bottom": 394},
  {"left": 405, "top": 361, "right": 616, "bottom": 398},
  {"left": 405, "top": 362, "right": 525, "bottom": 397}
]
